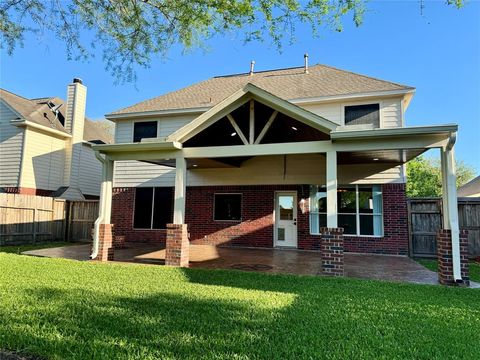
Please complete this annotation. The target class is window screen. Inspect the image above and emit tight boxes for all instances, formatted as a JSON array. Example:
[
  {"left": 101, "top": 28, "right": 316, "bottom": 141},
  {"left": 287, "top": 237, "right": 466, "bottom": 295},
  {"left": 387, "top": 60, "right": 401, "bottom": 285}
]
[
  {"left": 345, "top": 104, "right": 380, "bottom": 127},
  {"left": 214, "top": 194, "right": 242, "bottom": 221},
  {"left": 133, "top": 187, "right": 173, "bottom": 229},
  {"left": 133, "top": 121, "right": 158, "bottom": 142}
]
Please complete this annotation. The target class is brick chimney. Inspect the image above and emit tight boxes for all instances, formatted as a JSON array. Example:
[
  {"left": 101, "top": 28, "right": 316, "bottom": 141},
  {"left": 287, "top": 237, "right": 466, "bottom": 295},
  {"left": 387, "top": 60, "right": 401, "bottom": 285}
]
[{"left": 59, "top": 78, "right": 87, "bottom": 200}]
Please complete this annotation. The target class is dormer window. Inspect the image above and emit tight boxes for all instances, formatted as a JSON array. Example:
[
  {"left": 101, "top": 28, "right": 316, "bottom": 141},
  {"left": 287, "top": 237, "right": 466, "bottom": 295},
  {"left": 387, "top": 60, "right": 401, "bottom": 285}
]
[
  {"left": 345, "top": 104, "right": 380, "bottom": 128},
  {"left": 133, "top": 121, "right": 157, "bottom": 142}
]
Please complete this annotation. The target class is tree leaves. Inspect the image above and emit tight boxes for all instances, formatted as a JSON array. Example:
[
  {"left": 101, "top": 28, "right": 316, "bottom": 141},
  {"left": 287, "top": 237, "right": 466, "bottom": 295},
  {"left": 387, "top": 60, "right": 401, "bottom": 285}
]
[
  {"left": 406, "top": 155, "right": 475, "bottom": 198},
  {"left": 0, "top": 0, "right": 464, "bottom": 83}
]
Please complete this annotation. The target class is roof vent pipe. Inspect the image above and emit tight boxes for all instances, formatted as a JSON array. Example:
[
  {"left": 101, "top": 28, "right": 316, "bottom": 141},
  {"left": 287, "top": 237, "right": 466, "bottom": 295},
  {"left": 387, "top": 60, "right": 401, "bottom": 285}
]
[
  {"left": 304, "top": 53, "right": 309, "bottom": 74},
  {"left": 249, "top": 60, "right": 255, "bottom": 76}
]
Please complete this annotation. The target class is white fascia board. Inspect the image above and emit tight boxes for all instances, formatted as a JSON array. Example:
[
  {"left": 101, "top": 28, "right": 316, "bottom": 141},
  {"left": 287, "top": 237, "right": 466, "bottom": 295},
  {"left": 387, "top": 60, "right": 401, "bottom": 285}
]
[
  {"left": 331, "top": 124, "right": 458, "bottom": 140},
  {"left": 13, "top": 120, "right": 72, "bottom": 138},
  {"left": 105, "top": 106, "right": 209, "bottom": 121},
  {"left": 93, "top": 141, "right": 182, "bottom": 153},
  {"left": 290, "top": 89, "right": 416, "bottom": 105}
]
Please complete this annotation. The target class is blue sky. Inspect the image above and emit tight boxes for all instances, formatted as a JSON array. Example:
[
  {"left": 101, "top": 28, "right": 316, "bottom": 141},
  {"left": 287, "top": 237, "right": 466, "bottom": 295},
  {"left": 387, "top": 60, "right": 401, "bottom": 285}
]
[{"left": 1, "top": 1, "right": 479, "bottom": 171}]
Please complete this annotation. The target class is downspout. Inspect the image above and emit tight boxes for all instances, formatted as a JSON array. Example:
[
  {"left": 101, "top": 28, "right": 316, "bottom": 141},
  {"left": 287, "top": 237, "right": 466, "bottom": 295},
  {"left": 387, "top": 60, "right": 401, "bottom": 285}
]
[
  {"left": 91, "top": 151, "right": 107, "bottom": 260},
  {"left": 446, "top": 131, "right": 462, "bottom": 282}
]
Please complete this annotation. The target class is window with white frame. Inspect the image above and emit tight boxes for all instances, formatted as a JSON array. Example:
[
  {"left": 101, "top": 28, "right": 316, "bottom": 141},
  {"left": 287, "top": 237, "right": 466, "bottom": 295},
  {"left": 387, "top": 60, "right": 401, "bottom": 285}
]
[
  {"left": 345, "top": 104, "right": 380, "bottom": 128},
  {"left": 309, "top": 185, "right": 383, "bottom": 236},
  {"left": 133, "top": 121, "right": 157, "bottom": 143},
  {"left": 133, "top": 187, "right": 173, "bottom": 229}
]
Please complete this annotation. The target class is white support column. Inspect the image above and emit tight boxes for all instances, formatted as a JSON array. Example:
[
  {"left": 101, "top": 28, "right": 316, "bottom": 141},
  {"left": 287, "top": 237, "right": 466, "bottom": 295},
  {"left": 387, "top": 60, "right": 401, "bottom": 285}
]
[
  {"left": 440, "top": 150, "right": 450, "bottom": 228},
  {"left": 173, "top": 157, "right": 187, "bottom": 224},
  {"left": 102, "top": 159, "right": 114, "bottom": 223},
  {"left": 441, "top": 146, "right": 462, "bottom": 281},
  {"left": 326, "top": 151, "right": 338, "bottom": 228}
]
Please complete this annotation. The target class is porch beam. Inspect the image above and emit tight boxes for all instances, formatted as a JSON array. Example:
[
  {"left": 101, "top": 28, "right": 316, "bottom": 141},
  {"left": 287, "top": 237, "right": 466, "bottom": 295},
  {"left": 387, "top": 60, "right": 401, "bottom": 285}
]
[
  {"left": 440, "top": 145, "right": 462, "bottom": 281},
  {"left": 249, "top": 100, "right": 255, "bottom": 144},
  {"left": 227, "top": 114, "right": 248, "bottom": 145},
  {"left": 326, "top": 151, "right": 338, "bottom": 228},
  {"left": 173, "top": 157, "right": 187, "bottom": 224},
  {"left": 254, "top": 110, "right": 278, "bottom": 144},
  {"left": 182, "top": 141, "right": 334, "bottom": 158}
]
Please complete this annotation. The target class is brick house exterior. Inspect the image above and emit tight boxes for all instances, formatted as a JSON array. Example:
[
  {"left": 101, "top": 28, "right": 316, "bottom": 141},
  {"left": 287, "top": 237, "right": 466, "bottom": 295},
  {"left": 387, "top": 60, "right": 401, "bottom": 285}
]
[
  {"left": 93, "top": 63, "right": 468, "bottom": 285},
  {"left": 112, "top": 183, "right": 408, "bottom": 255}
]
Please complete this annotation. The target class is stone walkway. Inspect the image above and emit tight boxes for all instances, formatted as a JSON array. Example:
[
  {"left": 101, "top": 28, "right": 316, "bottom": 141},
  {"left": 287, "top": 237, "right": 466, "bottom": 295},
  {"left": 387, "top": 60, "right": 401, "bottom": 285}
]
[{"left": 22, "top": 243, "right": 477, "bottom": 287}]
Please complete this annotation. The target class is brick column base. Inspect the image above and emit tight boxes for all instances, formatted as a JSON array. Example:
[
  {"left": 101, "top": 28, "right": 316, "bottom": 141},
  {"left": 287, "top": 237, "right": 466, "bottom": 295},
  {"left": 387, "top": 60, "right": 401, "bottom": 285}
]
[
  {"left": 166, "top": 224, "right": 189, "bottom": 267},
  {"left": 95, "top": 224, "right": 114, "bottom": 261},
  {"left": 321, "top": 227, "right": 344, "bottom": 276},
  {"left": 437, "top": 229, "right": 469, "bottom": 286}
]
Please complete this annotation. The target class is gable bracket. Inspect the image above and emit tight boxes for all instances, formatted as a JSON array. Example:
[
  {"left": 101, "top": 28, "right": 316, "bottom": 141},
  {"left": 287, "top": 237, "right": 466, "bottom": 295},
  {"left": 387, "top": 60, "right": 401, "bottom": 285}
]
[
  {"left": 254, "top": 110, "right": 278, "bottom": 144},
  {"left": 227, "top": 114, "right": 249, "bottom": 145}
]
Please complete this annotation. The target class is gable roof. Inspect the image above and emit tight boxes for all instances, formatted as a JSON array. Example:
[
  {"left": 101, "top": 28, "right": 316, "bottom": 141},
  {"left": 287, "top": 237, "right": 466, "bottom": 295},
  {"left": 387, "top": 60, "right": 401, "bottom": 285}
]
[
  {"left": 110, "top": 64, "right": 414, "bottom": 116},
  {"left": 168, "top": 83, "right": 338, "bottom": 143},
  {"left": 0, "top": 88, "right": 112, "bottom": 144},
  {"left": 458, "top": 176, "right": 480, "bottom": 197}
]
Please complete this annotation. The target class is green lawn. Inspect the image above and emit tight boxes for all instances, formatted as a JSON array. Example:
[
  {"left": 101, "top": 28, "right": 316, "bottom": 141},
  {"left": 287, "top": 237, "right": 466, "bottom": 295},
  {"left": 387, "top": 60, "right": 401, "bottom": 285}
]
[
  {"left": 1, "top": 254, "right": 479, "bottom": 359},
  {"left": 416, "top": 258, "right": 480, "bottom": 283},
  {"left": 0, "top": 242, "right": 74, "bottom": 254}
]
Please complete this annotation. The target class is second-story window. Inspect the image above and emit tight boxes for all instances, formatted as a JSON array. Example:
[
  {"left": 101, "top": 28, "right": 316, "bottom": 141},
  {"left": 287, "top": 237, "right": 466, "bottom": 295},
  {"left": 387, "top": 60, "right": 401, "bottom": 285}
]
[
  {"left": 345, "top": 104, "right": 380, "bottom": 128},
  {"left": 133, "top": 121, "right": 157, "bottom": 142}
]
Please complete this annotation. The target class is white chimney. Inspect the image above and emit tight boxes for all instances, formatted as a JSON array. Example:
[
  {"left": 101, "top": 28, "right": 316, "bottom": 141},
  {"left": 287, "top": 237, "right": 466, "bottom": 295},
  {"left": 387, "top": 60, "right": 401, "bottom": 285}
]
[
  {"left": 60, "top": 78, "right": 87, "bottom": 200},
  {"left": 304, "top": 53, "right": 309, "bottom": 74}
]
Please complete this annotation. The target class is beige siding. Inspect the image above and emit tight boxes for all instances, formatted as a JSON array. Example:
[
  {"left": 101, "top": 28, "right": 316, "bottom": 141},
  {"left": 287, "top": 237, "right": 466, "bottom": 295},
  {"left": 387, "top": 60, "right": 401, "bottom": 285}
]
[
  {"left": 0, "top": 102, "right": 24, "bottom": 187},
  {"left": 113, "top": 154, "right": 404, "bottom": 188},
  {"left": 114, "top": 114, "right": 196, "bottom": 144},
  {"left": 20, "top": 128, "right": 66, "bottom": 191},
  {"left": 115, "top": 121, "right": 133, "bottom": 143},
  {"left": 299, "top": 102, "right": 342, "bottom": 124},
  {"left": 300, "top": 96, "right": 404, "bottom": 128},
  {"left": 78, "top": 144, "right": 102, "bottom": 196},
  {"left": 114, "top": 161, "right": 175, "bottom": 187},
  {"left": 381, "top": 98, "right": 402, "bottom": 128}
]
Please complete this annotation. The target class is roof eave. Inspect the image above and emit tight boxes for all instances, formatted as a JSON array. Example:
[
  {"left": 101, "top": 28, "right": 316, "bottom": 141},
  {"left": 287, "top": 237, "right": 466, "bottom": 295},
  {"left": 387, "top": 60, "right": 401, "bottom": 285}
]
[
  {"left": 105, "top": 106, "right": 210, "bottom": 120},
  {"left": 331, "top": 124, "right": 458, "bottom": 140}
]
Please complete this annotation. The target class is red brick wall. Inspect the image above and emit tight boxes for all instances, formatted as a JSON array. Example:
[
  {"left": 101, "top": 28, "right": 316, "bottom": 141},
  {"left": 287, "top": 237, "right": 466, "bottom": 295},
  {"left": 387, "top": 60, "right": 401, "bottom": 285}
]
[
  {"left": 2, "top": 187, "right": 53, "bottom": 197},
  {"left": 186, "top": 185, "right": 306, "bottom": 247},
  {"left": 111, "top": 183, "right": 408, "bottom": 255}
]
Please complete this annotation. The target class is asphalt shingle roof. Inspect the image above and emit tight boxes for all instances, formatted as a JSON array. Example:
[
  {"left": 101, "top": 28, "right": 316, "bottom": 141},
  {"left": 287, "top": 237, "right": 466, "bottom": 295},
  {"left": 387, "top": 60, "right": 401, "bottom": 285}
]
[
  {"left": 110, "top": 64, "right": 414, "bottom": 115},
  {"left": 0, "top": 88, "right": 112, "bottom": 144}
]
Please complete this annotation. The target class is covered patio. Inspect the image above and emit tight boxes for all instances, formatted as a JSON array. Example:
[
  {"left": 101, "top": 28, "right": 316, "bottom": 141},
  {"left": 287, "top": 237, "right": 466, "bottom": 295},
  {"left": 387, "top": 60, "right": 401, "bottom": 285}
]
[
  {"left": 23, "top": 242, "right": 441, "bottom": 285},
  {"left": 92, "top": 84, "right": 469, "bottom": 286}
]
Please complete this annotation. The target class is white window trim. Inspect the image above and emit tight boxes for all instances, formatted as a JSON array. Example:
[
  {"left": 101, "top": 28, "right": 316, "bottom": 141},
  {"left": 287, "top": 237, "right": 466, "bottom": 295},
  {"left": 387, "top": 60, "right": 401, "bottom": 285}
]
[
  {"left": 341, "top": 101, "right": 383, "bottom": 128},
  {"left": 213, "top": 193, "right": 243, "bottom": 222},
  {"left": 309, "top": 185, "right": 384, "bottom": 237},
  {"left": 132, "top": 120, "right": 159, "bottom": 142}
]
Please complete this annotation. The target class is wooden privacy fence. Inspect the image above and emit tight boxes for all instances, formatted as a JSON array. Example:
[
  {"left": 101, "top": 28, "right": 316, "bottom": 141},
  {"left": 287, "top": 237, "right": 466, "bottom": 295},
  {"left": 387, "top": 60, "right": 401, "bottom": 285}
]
[
  {"left": 408, "top": 197, "right": 480, "bottom": 258},
  {"left": 0, "top": 193, "right": 99, "bottom": 245}
]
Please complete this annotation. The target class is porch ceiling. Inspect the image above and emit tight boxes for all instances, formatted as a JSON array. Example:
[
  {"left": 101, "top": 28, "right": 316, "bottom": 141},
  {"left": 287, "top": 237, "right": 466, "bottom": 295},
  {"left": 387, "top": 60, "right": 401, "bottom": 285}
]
[{"left": 338, "top": 149, "right": 427, "bottom": 165}]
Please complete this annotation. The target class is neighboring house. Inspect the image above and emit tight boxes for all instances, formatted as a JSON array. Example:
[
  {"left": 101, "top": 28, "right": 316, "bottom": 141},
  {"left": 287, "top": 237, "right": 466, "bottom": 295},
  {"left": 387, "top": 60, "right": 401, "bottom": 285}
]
[
  {"left": 0, "top": 79, "right": 112, "bottom": 200},
  {"left": 92, "top": 62, "right": 467, "bottom": 285},
  {"left": 458, "top": 176, "right": 480, "bottom": 197}
]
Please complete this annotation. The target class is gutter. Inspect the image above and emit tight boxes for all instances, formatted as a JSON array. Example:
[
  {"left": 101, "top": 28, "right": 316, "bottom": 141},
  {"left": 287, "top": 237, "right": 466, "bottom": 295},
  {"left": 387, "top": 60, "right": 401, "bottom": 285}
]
[{"left": 91, "top": 151, "right": 108, "bottom": 260}]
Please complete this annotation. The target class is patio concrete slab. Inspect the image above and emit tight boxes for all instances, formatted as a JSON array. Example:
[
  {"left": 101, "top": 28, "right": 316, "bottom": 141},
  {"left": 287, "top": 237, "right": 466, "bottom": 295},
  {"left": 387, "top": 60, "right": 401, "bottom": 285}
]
[{"left": 21, "top": 243, "right": 479, "bottom": 287}]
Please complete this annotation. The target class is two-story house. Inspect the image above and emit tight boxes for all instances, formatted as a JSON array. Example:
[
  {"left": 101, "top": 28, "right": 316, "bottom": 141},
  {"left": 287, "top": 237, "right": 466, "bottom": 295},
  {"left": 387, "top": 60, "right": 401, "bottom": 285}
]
[
  {"left": 0, "top": 79, "right": 112, "bottom": 200},
  {"left": 92, "top": 62, "right": 468, "bottom": 285}
]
